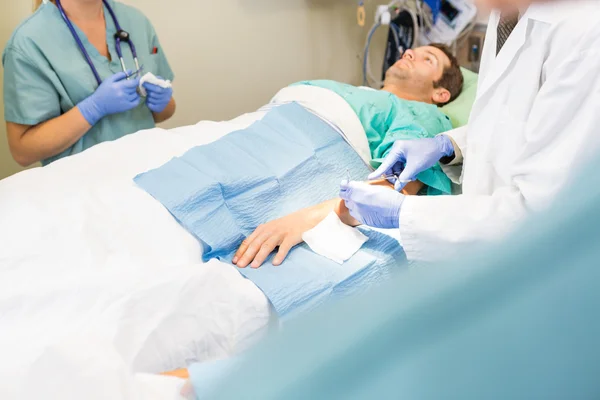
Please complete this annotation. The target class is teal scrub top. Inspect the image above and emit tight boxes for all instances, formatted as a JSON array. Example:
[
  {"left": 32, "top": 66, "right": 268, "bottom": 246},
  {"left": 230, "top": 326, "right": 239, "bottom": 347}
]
[
  {"left": 293, "top": 80, "right": 453, "bottom": 195},
  {"left": 2, "top": 0, "right": 174, "bottom": 165}
]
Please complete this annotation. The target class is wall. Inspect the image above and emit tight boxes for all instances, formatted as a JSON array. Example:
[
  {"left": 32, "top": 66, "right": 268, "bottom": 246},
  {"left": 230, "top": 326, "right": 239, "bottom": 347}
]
[{"left": 0, "top": 0, "right": 387, "bottom": 180}]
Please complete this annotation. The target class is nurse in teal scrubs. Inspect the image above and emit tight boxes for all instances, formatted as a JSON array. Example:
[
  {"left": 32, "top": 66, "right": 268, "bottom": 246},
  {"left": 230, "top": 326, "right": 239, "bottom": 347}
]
[{"left": 2, "top": 0, "right": 175, "bottom": 166}]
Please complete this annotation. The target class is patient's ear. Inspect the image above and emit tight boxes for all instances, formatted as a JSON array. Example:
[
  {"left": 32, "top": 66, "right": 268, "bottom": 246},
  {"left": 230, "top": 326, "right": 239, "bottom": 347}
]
[{"left": 432, "top": 88, "right": 451, "bottom": 106}]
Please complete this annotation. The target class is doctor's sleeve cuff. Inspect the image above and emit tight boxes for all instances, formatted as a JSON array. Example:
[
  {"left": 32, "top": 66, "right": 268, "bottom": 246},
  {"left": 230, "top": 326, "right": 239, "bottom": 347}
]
[
  {"left": 440, "top": 126, "right": 468, "bottom": 165},
  {"left": 399, "top": 196, "right": 460, "bottom": 263},
  {"left": 437, "top": 128, "right": 465, "bottom": 185},
  {"left": 439, "top": 135, "right": 464, "bottom": 185},
  {"left": 441, "top": 135, "right": 463, "bottom": 165},
  {"left": 440, "top": 163, "right": 463, "bottom": 186}
]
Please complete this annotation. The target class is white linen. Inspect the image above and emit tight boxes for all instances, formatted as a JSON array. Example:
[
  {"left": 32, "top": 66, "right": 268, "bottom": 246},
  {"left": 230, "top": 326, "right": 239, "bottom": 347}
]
[
  {"left": 0, "top": 87, "right": 369, "bottom": 399},
  {"left": 0, "top": 114, "right": 273, "bottom": 399},
  {"left": 270, "top": 85, "right": 371, "bottom": 165}
]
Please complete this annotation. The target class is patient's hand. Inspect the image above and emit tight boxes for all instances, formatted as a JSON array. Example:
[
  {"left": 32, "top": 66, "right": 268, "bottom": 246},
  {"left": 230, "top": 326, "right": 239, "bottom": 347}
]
[
  {"left": 233, "top": 179, "right": 423, "bottom": 269},
  {"left": 233, "top": 203, "right": 330, "bottom": 269}
]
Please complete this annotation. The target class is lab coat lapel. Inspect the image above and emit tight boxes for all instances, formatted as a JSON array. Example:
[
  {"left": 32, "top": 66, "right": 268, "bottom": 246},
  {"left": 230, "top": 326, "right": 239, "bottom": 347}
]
[
  {"left": 475, "top": 11, "right": 499, "bottom": 99},
  {"left": 477, "top": 11, "right": 531, "bottom": 99}
]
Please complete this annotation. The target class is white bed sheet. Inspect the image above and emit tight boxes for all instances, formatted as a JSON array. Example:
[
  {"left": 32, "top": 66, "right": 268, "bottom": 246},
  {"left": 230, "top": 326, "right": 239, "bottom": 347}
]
[
  {"left": 0, "top": 111, "right": 275, "bottom": 399},
  {"left": 0, "top": 86, "right": 389, "bottom": 399}
]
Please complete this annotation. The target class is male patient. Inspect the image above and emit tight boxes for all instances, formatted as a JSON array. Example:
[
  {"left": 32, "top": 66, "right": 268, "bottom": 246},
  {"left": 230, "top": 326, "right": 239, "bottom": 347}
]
[
  {"left": 233, "top": 43, "right": 463, "bottom": 269},
  {"left": 161, "top": 44, "right": 463, "bottom": 380}
]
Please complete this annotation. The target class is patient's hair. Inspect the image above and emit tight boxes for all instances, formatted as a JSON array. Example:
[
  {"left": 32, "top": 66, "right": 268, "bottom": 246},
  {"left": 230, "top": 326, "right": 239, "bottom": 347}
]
[{"left": 430, "top": 43, "right": 464, "bottom": 105}]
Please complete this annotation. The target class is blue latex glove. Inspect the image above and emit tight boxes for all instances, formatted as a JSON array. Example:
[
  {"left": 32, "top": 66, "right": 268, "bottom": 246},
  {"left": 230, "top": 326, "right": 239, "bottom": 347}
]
[
  {"left": 143, "top": 77, "right": 173, "bottom": 113},
  {"left": 368, "top": 135, "right": 455, "bottom": 191},
  {"left": 339, "top": 181, "right": 405, "bottom": 229},
  {"left": 77, "top": 71, "right": 141, "bottom": 126}
]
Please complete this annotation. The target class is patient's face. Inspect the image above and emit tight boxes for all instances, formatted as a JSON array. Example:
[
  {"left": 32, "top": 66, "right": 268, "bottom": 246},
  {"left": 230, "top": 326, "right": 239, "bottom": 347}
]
[
  {"left": 474, "top": 0, "right": 534, "bottom": 12},
  {"left": 384, "top": 46, "right": 450, "bottom": 103}
]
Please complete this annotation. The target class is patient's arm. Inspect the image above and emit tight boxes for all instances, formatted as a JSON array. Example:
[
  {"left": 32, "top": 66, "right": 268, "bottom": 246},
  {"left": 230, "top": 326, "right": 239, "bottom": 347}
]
[
  {"left": 233, "top": 180, "right": 423, "bottom": 269},
  {"left": 233, "top": 198, "right": 344, "bottom": 268},
  {"left": 370, "top": 178, "right": 424, "bottom": 194}
]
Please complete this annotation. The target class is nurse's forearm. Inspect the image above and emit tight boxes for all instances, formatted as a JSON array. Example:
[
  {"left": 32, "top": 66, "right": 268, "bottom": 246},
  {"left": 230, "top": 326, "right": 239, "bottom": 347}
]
[
  {"left": 153, "top": 98, "right": 176, "bottom": 123},
  {"left": 6, "top": 109, "right": 91, "bottom": 167}
]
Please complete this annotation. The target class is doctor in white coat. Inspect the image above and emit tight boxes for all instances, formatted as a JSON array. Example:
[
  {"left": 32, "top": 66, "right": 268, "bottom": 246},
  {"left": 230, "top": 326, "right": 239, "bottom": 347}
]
[{"left": 340, "top": 0, "right": 600, "bottom": 261}]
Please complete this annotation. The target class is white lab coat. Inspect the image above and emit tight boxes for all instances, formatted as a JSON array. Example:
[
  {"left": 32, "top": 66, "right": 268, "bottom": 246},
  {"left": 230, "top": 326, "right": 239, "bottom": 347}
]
[{"left": 400, "top": 0, "right": 600, "bottom": 261}]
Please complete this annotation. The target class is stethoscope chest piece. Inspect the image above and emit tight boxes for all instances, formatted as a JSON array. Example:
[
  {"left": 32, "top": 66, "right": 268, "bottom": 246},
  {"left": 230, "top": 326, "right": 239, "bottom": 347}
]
[
  {"left": 56, "top": 0, "right": 141, "bottom": 86},
  {"left": 114, "top": 29, "right": 130, "bottom": 42}
]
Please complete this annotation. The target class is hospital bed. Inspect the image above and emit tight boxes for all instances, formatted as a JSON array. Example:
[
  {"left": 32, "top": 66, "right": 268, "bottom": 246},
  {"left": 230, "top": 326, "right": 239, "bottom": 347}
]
[
  {"left": 0, "top": 85, "right": 375, "bottom": 399},
  {"left": 0, "top": 73, "right": 478, "bottom": 399}
]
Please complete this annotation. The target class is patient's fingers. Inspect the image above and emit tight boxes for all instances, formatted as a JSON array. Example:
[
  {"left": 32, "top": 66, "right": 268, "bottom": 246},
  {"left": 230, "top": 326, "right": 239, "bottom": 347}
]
[
  {"left": 250, "top": 236, "right": 282, "bottom": 269},
  {"left": 273, "top": 239, "right": 295, "bottom": 266},
  {"left": 233, "top": 226, "right": 265, "bottom": 264},
  {"left": 235, "top": 240, "right": 260, "bottom": 268},
  {"left": 233, "top": 238, "right": 251, "bottom": 264},
  {"left": 236, "top": 230, "right": 272, "bottom": 268}
]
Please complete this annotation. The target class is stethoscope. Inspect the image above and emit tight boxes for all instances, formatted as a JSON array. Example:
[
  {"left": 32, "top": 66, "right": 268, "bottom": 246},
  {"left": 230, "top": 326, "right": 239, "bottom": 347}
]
[{"left": 55, "top": 0, "right": 140, "bottom": 86}]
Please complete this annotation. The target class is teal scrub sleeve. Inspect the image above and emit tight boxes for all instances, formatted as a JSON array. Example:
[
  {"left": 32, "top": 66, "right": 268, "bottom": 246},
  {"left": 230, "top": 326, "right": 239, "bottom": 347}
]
[
  {"left": 148, "top": 25, "right": 174, "bottom": 82},
  {"left": 371, "top": 127, "right": 452, "bottom": 195},
  {"left": 2, "top": 47, "right": 61, "bottom": 126}
]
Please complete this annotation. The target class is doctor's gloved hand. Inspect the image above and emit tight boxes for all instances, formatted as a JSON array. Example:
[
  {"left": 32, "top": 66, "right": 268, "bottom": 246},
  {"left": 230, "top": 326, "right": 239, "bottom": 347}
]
[
  {"left": 143, "top": 78, "right": 173, "bottom": 113},
  {"left": 77, "top": 71, "right": 141, "bottom": 126},
  {"left": 339, "top": 181, "right": 405, "bottom": 229},
  {"left": 369, "top": 135, "right": 454, "bottom": 191}
]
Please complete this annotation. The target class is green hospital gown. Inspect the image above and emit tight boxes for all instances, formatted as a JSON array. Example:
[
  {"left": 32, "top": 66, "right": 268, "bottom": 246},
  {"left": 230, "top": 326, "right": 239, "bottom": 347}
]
[
  {"left": 2, "top": 0, "right": 174, "bottom": 165},
  {"left": 293, "top": 80, "right": 453, "bottom": 195}
]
